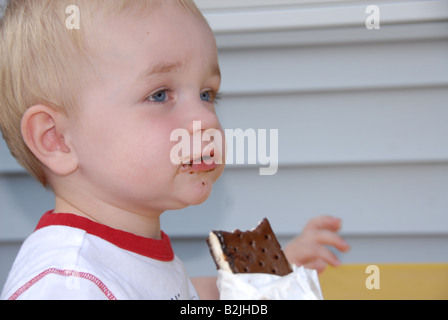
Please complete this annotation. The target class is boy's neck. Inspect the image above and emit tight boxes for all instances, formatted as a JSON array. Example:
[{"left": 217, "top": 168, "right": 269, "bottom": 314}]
[{"left": 53, "top": 196, "right": 163, "bottom": 240}]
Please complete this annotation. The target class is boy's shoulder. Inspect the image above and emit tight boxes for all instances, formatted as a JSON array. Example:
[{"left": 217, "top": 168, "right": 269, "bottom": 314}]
[
  {"left": 1, "top": 222, "right": 119, "bottom": 300},
  {"left": 1, "top": 213, "right": 198, "bottom": 300}
]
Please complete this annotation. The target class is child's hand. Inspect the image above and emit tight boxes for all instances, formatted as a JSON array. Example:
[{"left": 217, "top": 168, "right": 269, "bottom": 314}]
[{"left": 283, "top": 216, "right": 350, "bottom": 274}]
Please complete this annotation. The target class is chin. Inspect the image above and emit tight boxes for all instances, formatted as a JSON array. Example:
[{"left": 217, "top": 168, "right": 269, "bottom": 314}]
[
  {"left": 179, "top": 178, "right": 215, "bottom": 207},
  {"left": 192, "top": 182, "right": 215, "bottom": 205},
  {"left": 173, "top": 166, "right": 223, "bottom": 207}
]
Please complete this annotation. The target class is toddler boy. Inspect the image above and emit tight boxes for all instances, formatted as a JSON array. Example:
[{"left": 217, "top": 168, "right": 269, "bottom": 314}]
[{"left": 0, "top": 0, "right": 349, "bottom": 300}]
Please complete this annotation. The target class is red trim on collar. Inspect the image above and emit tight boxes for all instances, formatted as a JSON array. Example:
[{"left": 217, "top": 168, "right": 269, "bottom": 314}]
[{"left": 35, "top": 211, "right": 175, "bottom": 262}]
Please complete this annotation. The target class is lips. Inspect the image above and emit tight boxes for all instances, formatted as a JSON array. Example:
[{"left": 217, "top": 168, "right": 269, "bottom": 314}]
[
  {"left": 184, "top": 159, "right": 218, "bottom": 172},
  {"left": 180, "top": 151, "right": 219, "bottom": 173}
]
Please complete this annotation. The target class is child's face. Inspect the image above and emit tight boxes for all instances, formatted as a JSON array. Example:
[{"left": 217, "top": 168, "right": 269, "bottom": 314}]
[{"left": 67, "top": 3, "right": 224, "bottom": 216}]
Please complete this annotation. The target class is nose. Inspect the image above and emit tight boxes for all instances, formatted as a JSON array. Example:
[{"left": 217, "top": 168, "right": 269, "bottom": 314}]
[
  {"left": 183, "top": 97, "right": 221, "bottom": 135},
  {"left": 179, "top": 95, "right": 224, "bottom": 163}
]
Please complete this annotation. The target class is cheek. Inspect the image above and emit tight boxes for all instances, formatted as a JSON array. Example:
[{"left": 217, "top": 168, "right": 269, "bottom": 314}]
[
  {"left": 73, "top": 121, "right": 168, "bottom": 179},
  {"left": 123, "top": 129, "right": 180, "bottom": 182}
]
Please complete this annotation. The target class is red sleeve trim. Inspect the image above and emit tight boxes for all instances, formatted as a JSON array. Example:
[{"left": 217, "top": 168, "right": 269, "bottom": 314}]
[{"left": 8, "top": 268, "right": 117, "bottom": 300}]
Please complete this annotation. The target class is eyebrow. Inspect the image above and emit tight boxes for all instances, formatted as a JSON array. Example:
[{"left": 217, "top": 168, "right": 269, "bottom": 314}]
[{"left": 136, "top": 61, "right": 221, "bottom": 83}]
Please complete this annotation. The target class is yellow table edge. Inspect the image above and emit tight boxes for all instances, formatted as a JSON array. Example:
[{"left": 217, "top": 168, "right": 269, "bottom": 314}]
[{"left": 318, "top": 263, "right": 448, "bottom": 300}]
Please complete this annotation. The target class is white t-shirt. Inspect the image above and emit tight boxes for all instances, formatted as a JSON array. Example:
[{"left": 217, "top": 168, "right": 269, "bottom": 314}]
[{"left": 1, "top": 211, "right": 199, "bottom": 300}]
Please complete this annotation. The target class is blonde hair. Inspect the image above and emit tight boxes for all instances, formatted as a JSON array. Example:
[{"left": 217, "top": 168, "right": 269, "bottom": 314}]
[{"left": 0, "top": 0, "right": 206, "bottom": 186}]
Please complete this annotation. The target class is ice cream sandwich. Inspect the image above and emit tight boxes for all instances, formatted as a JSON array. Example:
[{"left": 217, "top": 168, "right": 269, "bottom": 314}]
[{"left": 207, "top": 218, "right": 293, "bottom": 276}]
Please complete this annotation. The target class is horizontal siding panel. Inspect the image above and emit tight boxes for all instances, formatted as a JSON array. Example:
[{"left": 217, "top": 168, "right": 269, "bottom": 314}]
[
  {"left": 217, "top": 87, "right": 448, "bottom": 165},
  {"left": 197, "top": 0, "right": 359, "bottom": 11},
  {"left": 0, "top": 140, "right": 23, "bottom": 173},
  {"left": 162, "top": 163, "right": 448, "bottom": 236},
  {"left": 204, "top": 1, "right": 448, "bottom": 33},
  {"left": 218, "top": 40, "right": 448, "bottom": 94},
  {"left": 0, "top": 175, "right": 53, "bottom": 241},
  {"left": 215, "top": 22, "right": 448, "bottom": 50}
]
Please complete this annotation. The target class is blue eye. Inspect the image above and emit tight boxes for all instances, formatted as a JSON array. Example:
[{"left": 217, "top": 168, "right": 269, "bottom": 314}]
[
  {"left": 148, "top": 90, "right": 168, "bottom": 103},
  {"left": 201, "top": 90, "right": 222, "bottom": 103},
  {"left": 201, "top": 91, "right": 212, "bottom": 102},
  {"left": 200, "top": 91, "right": 210, "bottom": 102}
]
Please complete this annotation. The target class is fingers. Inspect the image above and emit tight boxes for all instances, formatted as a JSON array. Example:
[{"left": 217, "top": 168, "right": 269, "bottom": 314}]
[
  {"left": 304, "top": 243, "right": 342, "bottom": 267},
  {"left": 284, "top": 228, "right": 350, "bottom": 261},
  {"left": 301, "top": 216, "right": 350, "bottom": 252},
  {"left": 305, "top": 229, "right": 351, "bottom": 253},
  {"left": 303, "top": 216, "right": 342, "bottom": 233},
  {"left": 284, "top": 241, "right": 342, "bottom": 272},
  {"left": 284, "top": 216, "right": 351, "bottom": 274},
  {"left": 303, "top": 259, "right": 330, "bottom": 274}
]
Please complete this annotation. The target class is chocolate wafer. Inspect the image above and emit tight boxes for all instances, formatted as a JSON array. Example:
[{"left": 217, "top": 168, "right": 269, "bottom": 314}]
[{"left": 207, "top": 219, "right": 293, "bottom": 276}]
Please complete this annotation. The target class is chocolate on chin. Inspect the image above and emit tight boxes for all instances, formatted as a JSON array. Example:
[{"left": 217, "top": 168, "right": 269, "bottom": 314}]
[{"left": 207, "top": 218, "right": 293, "bottom": 276}]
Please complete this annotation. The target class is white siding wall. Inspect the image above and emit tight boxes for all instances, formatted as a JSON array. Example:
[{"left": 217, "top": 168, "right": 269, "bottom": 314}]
[{"left": 1, "top": 0, "right": 447, "bottom": 288}]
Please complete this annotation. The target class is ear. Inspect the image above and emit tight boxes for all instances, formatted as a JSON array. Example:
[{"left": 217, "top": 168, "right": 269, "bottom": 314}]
[{"left": 21, "top": 105, "right": 78, "bottom": 177}]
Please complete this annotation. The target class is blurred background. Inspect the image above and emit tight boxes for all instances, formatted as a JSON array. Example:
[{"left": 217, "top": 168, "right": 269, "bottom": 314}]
[{"left": 1, "top": 0, "right": 447, "bottom": 289}]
